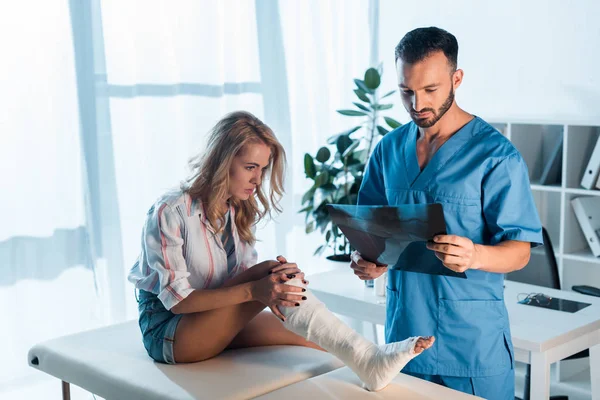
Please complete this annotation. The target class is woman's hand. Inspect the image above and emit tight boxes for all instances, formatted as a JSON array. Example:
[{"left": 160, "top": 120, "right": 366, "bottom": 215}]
[
  {"left": 269, "top": 255, "right": 309, "bottom": 285},
  {"left": 250, "top": 271, "right": 306, "bottom": 321},
  {"left": 250, "top": 259, "right": 305, "bottom": 282}
]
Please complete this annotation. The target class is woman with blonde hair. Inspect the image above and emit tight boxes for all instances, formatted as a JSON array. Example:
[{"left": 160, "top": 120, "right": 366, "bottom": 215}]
[{"left": 128, "top": 111, "right": 434, "bottom": 391}]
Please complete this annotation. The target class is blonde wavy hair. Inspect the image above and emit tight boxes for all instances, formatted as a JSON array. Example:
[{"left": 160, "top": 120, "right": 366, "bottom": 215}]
[{"left": 183, "top": 111, "right": 286, "bottom": 245}]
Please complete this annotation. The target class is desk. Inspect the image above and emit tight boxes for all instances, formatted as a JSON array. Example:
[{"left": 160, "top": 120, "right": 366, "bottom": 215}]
[{"left": 308, "top": 269, "right": 600, "bottom": 400}]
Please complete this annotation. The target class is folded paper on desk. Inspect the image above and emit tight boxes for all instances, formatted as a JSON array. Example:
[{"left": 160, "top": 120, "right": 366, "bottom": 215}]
[{"left": 327, "top": 204, "right": 466, "bottom": 278}]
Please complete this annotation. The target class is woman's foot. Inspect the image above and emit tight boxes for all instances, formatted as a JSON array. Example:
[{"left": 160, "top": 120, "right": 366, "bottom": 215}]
[
  {"left": 361, "top": 336, "right": 435, "bottom": 392},
  {"left": 280, "top": 280, "right": 435, "bottom": 392}
]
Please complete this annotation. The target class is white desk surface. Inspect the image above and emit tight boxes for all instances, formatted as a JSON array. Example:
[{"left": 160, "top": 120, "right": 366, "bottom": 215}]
[{"left": 307, "top": 268, "right": 600, "bottom": 355}]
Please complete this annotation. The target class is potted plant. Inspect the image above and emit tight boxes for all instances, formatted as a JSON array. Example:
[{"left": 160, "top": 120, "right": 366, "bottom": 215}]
[{"left": 299, "top": 66, "right": 402, "bottom": 261}]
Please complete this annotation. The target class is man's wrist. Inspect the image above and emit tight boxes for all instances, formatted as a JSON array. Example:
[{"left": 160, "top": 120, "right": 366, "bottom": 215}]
[{"left": 471, "top": 244, "right": 484, "bottom": 270}]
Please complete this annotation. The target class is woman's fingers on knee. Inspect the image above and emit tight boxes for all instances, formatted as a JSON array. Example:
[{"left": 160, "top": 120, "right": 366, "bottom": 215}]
[
  {"left": 279, "top": 283, "right": 305, "bottom": 293},
  {"left": 282, "top": 272, "right": 304, "bottom": 282},
  {"left": 278, "top": 269, "right": 301, "bottom": 281},
  {"left": 270, "top": 262, "right": 297, "bottom": 274},
  {"left": 269, "top": 305, "right": 285, "bottom": 321},
  {"left": 270, "top": 264, "right": 289, "bottom": 274},
  {"left": 282, "top": 293, "right": 306, "bottom": 302},
  {"left": 277, "top": 300, "right": 301, "bottom": 308}
]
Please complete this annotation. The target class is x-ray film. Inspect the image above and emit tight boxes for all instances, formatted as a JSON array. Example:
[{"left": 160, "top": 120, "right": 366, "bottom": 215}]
[{"left": 327, "top": 204, "right": 466, "bottom": 278}]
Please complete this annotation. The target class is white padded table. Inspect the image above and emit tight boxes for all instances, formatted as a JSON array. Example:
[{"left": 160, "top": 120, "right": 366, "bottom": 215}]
[
  {"left": 255, "top": 367, "right": 485, "bottom": 400},
  {"left": 28, "top": 320, "right": 343, "bottom": 400}
]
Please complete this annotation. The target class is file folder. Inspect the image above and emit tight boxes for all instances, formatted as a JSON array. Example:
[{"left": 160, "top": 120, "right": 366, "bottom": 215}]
[
  {"left": 571, "top": 196, "right": 600, "bottom": 257},
  {"left": 581, "top": 135, "right": 600, "bottom": 189}
]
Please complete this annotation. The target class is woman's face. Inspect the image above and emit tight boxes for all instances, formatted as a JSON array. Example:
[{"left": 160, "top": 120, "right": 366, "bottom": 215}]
[{"left": 228, "top": 142, "right": 272, "bottom": 202}]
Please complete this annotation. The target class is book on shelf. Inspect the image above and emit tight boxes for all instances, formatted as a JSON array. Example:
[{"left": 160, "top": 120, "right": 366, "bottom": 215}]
[
  {"left": 571, "top": 196, "right": 600, "bottom": 257},
  {"left": 539, "top": 134, "right": 563, "bottom": 185},
  {"left": 581, "top": 135, "right": 600, "bottom": 189}
]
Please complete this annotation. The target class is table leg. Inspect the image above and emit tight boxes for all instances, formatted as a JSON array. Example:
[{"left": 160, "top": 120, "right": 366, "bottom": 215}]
[
  {"left": 591, "top": 343, "right": 600, "bottom": 400},
  {"left": 62, "top": 381, "right": 70, "bottom": 400},
  {"left": 529, "top": 352, "right": 550, "bottom": 400}
]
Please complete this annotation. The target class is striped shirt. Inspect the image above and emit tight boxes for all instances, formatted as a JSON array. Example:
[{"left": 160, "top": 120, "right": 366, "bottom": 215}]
[{"left": 127, "top": 190, "right": 258, "bottom": 310}]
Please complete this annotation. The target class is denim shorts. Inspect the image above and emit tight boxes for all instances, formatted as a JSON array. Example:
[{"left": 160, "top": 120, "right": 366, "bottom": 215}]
[{"left": 137, "top": 289, "right": 183, "bottom": 364}]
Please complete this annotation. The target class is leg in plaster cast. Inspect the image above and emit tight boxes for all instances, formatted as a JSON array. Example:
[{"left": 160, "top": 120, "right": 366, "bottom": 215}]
[{"left": 280, "top": 278, "right": 435, "bottom": 392}]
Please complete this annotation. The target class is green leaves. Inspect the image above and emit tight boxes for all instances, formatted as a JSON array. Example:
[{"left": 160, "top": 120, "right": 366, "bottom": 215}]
[
  {"left": 380, "top": 90, "right": 395, "bottom": 99},
  {"left": 384, "top": 116, "right": 402, "bottom": 129},
  {"left": 354, "top": 89, "right": 370, "bottom": 103},
  {"left": 315, "top": 147, "right": 331, "bottom": 163},
  {"left": 337, "top": 109, "right": 367, "bottom": 117},
  {"left": 305, "top": 221, "right": 315, "bottom": 234},
  {"left": 341, "top": 140, "right": 360, "bottom": 159},
  {"left": 327, "top": 126, "right": 361, "bottom": 144},
  {"left": 301, "top": 185, "right": 316, "bottom": 205},
  {"left": 299, "top": 66, "right": 401, "bottom": 258},
  {"left": 354, "top": 79, "right": 371, "bottom": 94},
  {"left": 372, "top": 103, "right": 393, "bottom": 110},
  {"left": 377, "top": 125, "right": 389, "bottom": 136},
  {"left": 364, "top": 68, "right": 381, "bottom": 90},
  {"left": 304, "top": 153, "right": 316, "bottom": 178},
  {"left": 353, "top": 102, "right": 370, "bottom": 112},
  {"left": 314, "top": 245, "right": 326, "bottom": 256},
  {"left": 336, "top": 135, "right": 354, "bottom": 155},
  {"left": 314, "top": 170, "right": 329, "bottom": 187}
]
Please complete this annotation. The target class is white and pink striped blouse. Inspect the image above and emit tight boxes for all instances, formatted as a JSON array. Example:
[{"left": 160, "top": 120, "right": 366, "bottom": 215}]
[{"left": 127, "top": 190, "right": 258, "bottom": 310}]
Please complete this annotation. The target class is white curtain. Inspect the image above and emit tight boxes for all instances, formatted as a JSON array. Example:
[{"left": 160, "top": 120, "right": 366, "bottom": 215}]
[
  {"left": 97, "top": 0, "right": 373, "bottom": 317},
  {"left": 1, "top": 0, "right": 375, "bottom": 396},
  {"left": 261, "top": 0, "right": 372, "bottom": 267},
  {"left": 97, "top": 0, "right": 268, "bottom": 319},
  {"left": 0, "top": 1, "right": 103, "bottom": 393}
]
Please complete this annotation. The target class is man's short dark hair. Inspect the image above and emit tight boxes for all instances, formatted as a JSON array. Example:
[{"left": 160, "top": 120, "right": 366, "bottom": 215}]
[{"left": 395, "top": 27, "right": 458, "bottom": 71}]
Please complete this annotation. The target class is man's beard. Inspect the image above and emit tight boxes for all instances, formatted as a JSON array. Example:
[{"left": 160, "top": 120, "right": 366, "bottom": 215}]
[{"left": 411, "top": 88, "right": 454, "bottom": 128}]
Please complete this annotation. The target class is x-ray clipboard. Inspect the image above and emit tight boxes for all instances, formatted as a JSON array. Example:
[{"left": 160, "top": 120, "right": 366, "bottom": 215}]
[{"left": 327, "top": 204, "right": 466, "bottom": 278}]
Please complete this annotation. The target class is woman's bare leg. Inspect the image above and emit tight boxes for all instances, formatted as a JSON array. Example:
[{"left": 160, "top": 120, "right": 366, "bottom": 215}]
[
  {"left": 173, "top": 299, "right": 267, "bottom": 363},
  {"left": 227, "top": 311, "right": 323, "bottom": 351},
  {"left": 173, "top": 261, "right": 311, "bottom": 363}
]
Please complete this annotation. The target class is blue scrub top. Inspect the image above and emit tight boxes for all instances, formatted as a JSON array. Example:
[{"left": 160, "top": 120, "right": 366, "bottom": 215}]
[{"left": 358, "top": 116, "right": 543, "bottom": 377}]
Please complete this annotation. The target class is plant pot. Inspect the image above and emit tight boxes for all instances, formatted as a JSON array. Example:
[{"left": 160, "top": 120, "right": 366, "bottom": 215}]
[{"left": 326, "top": 254, "right": 352, "bottom": 262}]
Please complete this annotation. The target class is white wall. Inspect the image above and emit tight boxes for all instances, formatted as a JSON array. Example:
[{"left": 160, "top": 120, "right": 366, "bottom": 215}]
[{"left": 378, "top": 0, "right": 600, "bottom": 125}]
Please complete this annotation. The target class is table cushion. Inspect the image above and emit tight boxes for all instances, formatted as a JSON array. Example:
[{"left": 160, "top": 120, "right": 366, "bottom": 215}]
[
  {"left": 28, "top": 320, "right": 343, "bottom": 400},
  {"left": 254, "top": 367, "right": 485, "bottom": 400}
]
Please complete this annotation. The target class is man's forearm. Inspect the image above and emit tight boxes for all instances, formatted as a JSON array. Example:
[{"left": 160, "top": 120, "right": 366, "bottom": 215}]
[{"left": 473, "top": 240, "right": 531, "bottom": 273}]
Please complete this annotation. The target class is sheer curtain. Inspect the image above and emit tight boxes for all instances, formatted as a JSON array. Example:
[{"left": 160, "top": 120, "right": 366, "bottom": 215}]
[
  {"left": 96, "top": 0, "right": 374, "bottom": 316},
  {"left": 261, "top": 0, "right": 373, "bottom": 268},
  {"left": 0, "top": 1, "right": 102, "bottom": 392},
  {"left": 97, "top": 0, "right": 268, "bottom": 319},
  {"left": 2, "top": 0, "right": 376, "bottom": 395}
]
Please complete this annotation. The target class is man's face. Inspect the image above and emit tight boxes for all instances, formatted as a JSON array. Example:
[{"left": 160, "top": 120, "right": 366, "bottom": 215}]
[{"left": 396, "top": 51, "right": 460, "bottom": 128}]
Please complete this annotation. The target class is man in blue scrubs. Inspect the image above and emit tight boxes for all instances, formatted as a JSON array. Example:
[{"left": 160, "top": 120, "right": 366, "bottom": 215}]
[{"left": 351, "top": 27, "right": 543, "bottom": 399}]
